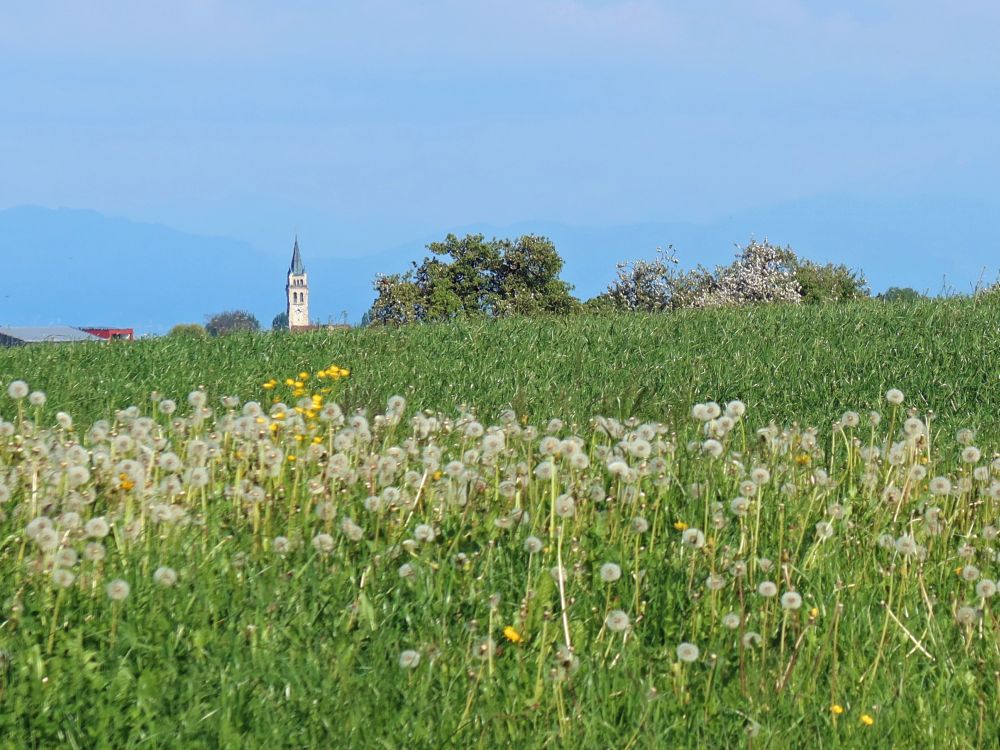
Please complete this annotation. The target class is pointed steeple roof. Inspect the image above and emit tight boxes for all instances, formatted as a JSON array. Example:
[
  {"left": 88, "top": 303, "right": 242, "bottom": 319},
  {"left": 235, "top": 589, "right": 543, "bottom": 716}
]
[{"left": 289, "top": 237, "right": 305, "bottom": 275}]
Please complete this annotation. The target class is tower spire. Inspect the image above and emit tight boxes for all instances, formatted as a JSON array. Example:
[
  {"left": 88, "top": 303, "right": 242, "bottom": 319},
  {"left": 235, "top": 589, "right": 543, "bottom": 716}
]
[{"left": 289, "top": 236, "right": 305, "bottom": 275}]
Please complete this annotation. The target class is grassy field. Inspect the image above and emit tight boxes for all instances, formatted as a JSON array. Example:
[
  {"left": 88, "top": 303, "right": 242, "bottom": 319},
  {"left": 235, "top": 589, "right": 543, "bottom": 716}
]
[
  {"left": 3, "top": 297, "right": 1000, "bottom": 439},
  {"left": 1, "top": 298, "right": 1000, "bottom": 747}
]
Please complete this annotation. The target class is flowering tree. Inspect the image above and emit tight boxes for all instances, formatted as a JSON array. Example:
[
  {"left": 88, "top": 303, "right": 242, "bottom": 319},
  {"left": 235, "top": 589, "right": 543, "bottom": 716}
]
[{"left": 598, "top": 239, "right": 867, "bottom": 312}]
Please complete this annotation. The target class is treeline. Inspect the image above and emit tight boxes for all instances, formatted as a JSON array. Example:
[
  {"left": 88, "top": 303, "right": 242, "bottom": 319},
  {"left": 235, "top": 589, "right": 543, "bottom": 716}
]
[
  {"left": 168, "top": 234, "right": 936, "bottom": 336},
  {"left": 365, "top": 233, "right": 921, "bottom": 326}
]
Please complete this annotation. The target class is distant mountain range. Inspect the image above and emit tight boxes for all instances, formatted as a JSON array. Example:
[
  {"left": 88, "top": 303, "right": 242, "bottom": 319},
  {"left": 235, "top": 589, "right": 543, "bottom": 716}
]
[{"left": 1, "top": 197, "right": 997, "bottom": 334}]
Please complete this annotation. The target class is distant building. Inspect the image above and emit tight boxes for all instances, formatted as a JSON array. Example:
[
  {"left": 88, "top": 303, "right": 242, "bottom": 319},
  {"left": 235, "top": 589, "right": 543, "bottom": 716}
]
[
  {"left": 80, "top": 327, "right": 134, "bottom": 341},
  {"left": 286, "top": 237, "right": 311, "bottom": 331},
  {"left": 0, "top": 326, "right": 102, "bottom": 347}
]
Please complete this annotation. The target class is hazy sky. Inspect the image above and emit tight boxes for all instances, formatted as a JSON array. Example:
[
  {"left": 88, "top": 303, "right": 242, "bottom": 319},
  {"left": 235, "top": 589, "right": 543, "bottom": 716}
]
[{"left": 1, "top": 1, "right": 998, "bottom": 261}]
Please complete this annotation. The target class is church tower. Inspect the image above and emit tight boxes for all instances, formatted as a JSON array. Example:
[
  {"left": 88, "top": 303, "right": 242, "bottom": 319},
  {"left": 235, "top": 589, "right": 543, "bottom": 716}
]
[{"left": 286, "top": 237, "right": 309, "bottom": 330}]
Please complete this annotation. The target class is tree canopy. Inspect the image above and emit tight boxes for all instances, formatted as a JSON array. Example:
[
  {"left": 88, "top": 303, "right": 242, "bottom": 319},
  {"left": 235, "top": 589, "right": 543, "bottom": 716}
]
[
  {"left": 368, "top": 234, "right": 578, "bottom": 325},
  {"left": 205, "top": 310, "right": 261, "bottom": 336}
]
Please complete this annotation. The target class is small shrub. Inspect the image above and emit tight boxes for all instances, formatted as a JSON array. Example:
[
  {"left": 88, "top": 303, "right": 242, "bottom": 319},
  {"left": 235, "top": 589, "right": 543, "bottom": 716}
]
[{"left": 167, "top": 323, "right": 208, "bottom": 339}]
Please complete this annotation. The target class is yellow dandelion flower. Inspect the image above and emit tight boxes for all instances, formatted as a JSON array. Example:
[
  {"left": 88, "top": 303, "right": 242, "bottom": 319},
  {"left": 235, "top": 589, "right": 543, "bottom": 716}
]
[
  {"left": 503, "top": 626, "right": 522, "bottom": 643},
  {"left": 262, "top": 382, "right": 276, "bottom": 390},
  {"left": 809, "top": 607, "right": 819, "bottom": 619},
  {"left": 294, "top": 407, "right": 305, "bottom": 414},
  {"left": 293, "top": 381, "right": 304, "bottom": 389},
  {"left": 312, "top": 436, "right": 323, "bottom": 444},
  {"left": 831, "top": 704, "right": 844, "bottom": 715},
  {"left": 298, "top": 372, "right": 309, "bottom": 380},
  {"left": 293, "top": 389, "right": 305, "bottom": 397},
  {"left": 860, "top": 714, "right": 874, "bottom": 726},
  {"left": 287, "top": 455, "right": 296, "bottom": 462},
  {"left": 255, "top": 417, "right": 266, "bottom": 424},
  {"left": 273, "top": 412, "right": 286, "bottom": 420},
  {"left": 674, "top": 521, "right": 688, "bottom": 531},
  {"left": 118, "top": 473, "right": 135, "bottom": 491},
  {"left": 284, "top": 378, "right": 295, "bottom": 386},
  {"left": 794, "top": 452, "right": 811, "bottom": 466},
  {"left": 432, "top": 470, "right": 443, "bottom": 481},
  {"left": 294, "top": 435, "right": 305, "bottom": 442}
]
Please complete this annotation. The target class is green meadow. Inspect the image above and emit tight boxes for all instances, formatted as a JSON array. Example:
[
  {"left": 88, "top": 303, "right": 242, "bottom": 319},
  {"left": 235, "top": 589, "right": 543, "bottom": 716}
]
[{"left": 1, "top": 297, "right": 1000, "bottom": 748}]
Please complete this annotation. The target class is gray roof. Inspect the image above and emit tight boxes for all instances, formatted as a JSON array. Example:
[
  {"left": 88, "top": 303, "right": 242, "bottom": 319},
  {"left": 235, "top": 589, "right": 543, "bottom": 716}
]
[
  {"left": 0, "top": 326, "right": 102, "bottom": 343},
  {"left": 289, "top": 237, "right": 305, "bottom": 275}
]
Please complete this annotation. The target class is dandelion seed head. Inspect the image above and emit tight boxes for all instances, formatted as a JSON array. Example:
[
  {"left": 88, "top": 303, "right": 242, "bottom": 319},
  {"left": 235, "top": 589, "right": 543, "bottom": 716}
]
[
  {"left": 757, "top": 580, "right": 778, "bottom": 598},
  {"left": 956, "top": 606, "right": 979, "bottom": 626},
  {"left": 522, "top": 535, "right": 543, "bottom": 554},
  {"left": 106, "top": 579, "right": 130, "bottom": 602},
  {"left": 51, "top": 568, "right": 75, "bottom": 588},
  {"left": 398, "top": 649, "right": 421, "bottom": 669},
  {"left": 702, "top": 439, "right": 724, "bottom": 459},
  {"left": 725, "top": 400, "right": 746, "bottom": 418},
  {"left": 894, "top": 534, "right": 918, "bottom": 556},
  {"left": 600, "top": 562, "right": 622, "bottom": 583},
  {"left": 473, "top": 637, "right": 497, "bottom": 660},
  {"left": 153, "top": 566, "right": 178, "bottom": 586},
  {"left": 705, "top": 573, "right": 726, "bottom": 591},
  {"left": 975, "top": 579, "right": 997, "bottom": 599},
  {"left": 413, "top": 524, "right": 436, "bottom": 543},
  {"left": 815, "top": 521, "right": 834, "bottom": 540},
  {"left": 311, "top": 533, "right": 334, "bottom": 555},
  {"left": 929, "top": 476, "right": 952, "bottom": 496},
  {"left": 961, "top": 565, "right": 980, "bottom": 581},
  {"left": 961, "top": 446, "right": 981, "bottom": 464},
  {"left": 605, "top": 609, "right": 630, "bottom": 632},
  {"left": 676, "top": 642, "right": 700, "bottom": 662},
  {"left": 7, "top": 380, "right": 29, "bottom": 399},
  {"left": 681, "top": 528, "right": 705, "bottom": 549},
  {"left": 555, "top": 494, "right": 576, "bottom": 518},
  {"left": 272, "top": 536, "right": 291, "bottom": 555},
  {"left": 781, "top": 591, "right": 803, "bottom": 610}
]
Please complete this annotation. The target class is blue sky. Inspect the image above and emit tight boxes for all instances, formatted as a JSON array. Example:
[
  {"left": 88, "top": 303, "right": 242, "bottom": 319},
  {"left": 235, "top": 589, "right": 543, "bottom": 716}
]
[{"left": 1, "top": 1, "right": 999, "bottom": 303}]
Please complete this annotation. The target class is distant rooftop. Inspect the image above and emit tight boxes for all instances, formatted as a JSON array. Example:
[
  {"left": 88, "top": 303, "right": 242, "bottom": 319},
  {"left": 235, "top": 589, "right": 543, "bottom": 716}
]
[{"left": 0, "top": 326, "right": 102, "bottom": 344}]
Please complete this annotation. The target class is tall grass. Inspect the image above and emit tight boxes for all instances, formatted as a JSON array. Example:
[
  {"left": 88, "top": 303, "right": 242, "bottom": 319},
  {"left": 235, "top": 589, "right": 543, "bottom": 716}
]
[
  {"left": 1, "top": 298, "right": 999, "bottom": 747},
  {"left": 2, "top": 297, "right": 999, "bottom": 440}
]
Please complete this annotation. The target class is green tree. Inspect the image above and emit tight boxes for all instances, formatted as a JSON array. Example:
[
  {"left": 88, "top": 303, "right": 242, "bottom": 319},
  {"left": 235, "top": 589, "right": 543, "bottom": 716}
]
[
  {"left": 878, "top": 287, "right": 924, "bottom": 302},
  {"left": 790, "top": 257, "right": 869, "bottom": 303},
  {"left": 167, "top": 323, "right": 208, "bottom": 338},
  {"left": 368, "top": 234, "right": 578, "bottom": 324},
  {"left": 205, "top": 310, "right": 260, "bottom": 336},
  {"left": 271, "top": 311, "right": 289, "bottom": 330}
]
